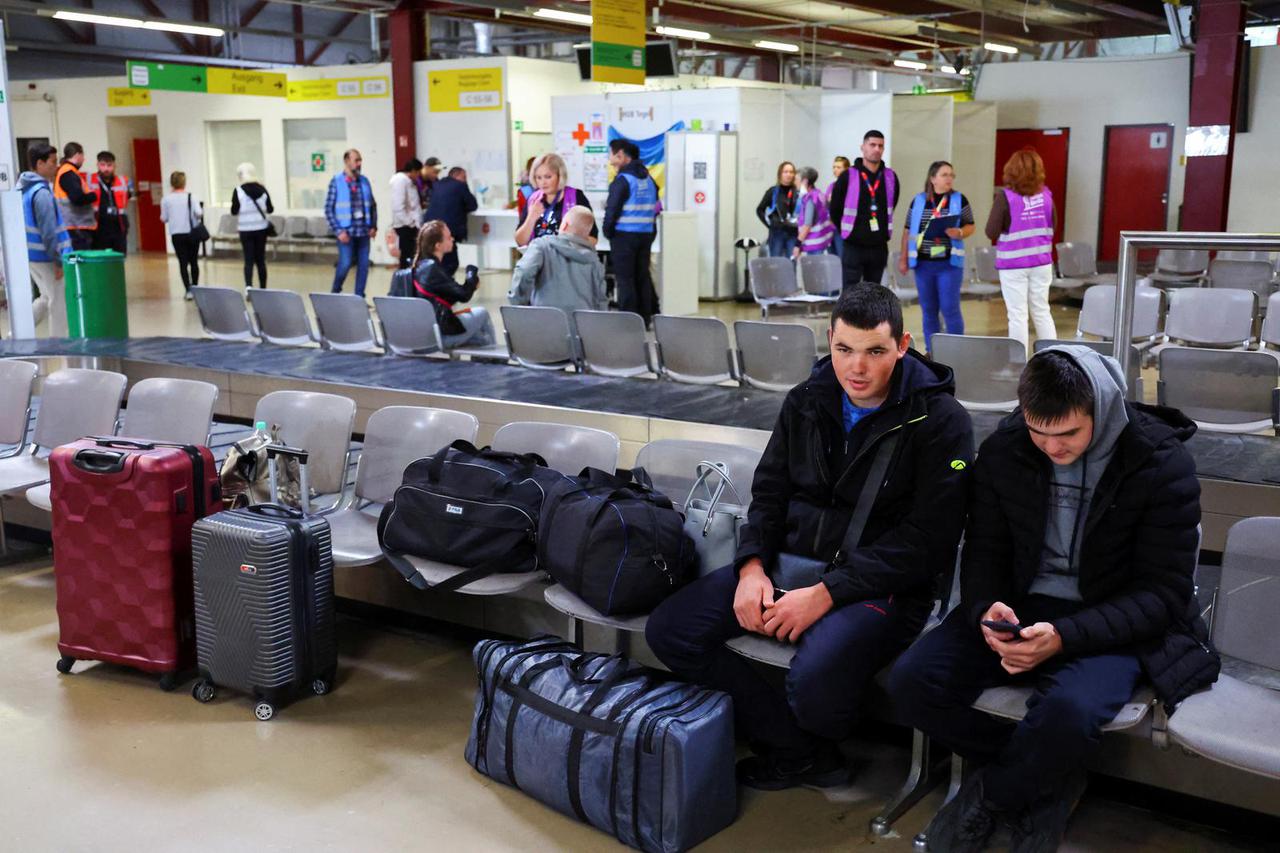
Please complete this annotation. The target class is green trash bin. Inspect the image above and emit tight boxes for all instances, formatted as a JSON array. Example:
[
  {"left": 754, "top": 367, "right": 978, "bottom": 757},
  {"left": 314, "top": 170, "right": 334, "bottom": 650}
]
[{"left": 63, "top": 249, "right": 130, "bottom": 338}]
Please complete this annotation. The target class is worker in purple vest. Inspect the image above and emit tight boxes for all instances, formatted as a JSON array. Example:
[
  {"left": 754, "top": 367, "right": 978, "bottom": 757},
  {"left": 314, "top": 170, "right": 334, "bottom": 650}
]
[
  {"left": 828, "top": 130, "right": 899, "bottom": 291},
  {"left": 898, "top": 160, "right": 975, "bottom": 355},
  {"left": 514, "top": 152, "right": 597, "bottom": 248},
  {"left": 825, "top": 156, "right": 850, "bottom": 259},
  {"left": 986, "top": 148, "right": 1058, "bottom": 352},
  {"left": 791, "top": 167, "right": 835, "bottom": 258}
]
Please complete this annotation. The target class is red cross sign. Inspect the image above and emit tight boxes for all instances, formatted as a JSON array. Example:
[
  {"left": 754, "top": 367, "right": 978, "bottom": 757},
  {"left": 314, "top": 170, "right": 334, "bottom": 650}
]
[{"left": 572, "top": 123, "right": 590, "bottom": 146}]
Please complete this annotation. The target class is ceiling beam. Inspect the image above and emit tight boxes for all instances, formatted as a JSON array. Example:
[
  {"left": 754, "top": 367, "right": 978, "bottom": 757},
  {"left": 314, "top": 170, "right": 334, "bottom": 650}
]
[
  {"left": 305, "top": 11, "right": 359, "bottom": 65},
  {"left": 240, "top": 0, "right": 271, "bottom": 29},
  {"left": 293, "top": 5, "right": 305, "bottom": 65},
  {"left": 129, "top": 0, "right": 197, "bottom": 54}
]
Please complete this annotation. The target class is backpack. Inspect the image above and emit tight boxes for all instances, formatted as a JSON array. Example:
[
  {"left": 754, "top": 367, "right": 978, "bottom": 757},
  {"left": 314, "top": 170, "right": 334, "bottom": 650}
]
[
  {"left": 377, "top": 440, "right": 566, "bottom": 592},
  {"left": 389, "top": 267, "right": 412, "bottom": 297},
  {"left": 538, "top": 467, "right": 697, "bottom": 616}
]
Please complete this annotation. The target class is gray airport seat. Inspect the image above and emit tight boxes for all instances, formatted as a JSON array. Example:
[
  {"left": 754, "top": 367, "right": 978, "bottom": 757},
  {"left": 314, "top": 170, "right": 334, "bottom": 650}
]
[
  {"left": 1262, "top": 292, "right": 1280, "bottom": 353},
  {"left": 211, "top": 213, "right": 238, "bottom": 252},
  {"left": 267, "top": 215, "right": 285, "bottom": 238},
  {"left": 190, "top": 286, "right": 257, "bottom": 341},
  {"left": 1076, "top": 283, "right": 1163, "bottom": 344},
  {"left": 1154, "top": 288, "right": 1256, "bottom": 352},
  {"left": 1053, "top": 241, "right": 1114, "bottom": 291},
  {"left": 653, "top": 315, "right": 735, "bottom": 385},
  {"left": 307, "top": 216, "right": 333, "bottom": 240},
  {"left": 309, "top": 293, "right": 382, "bottom": 353},
  {"left": 884, "top": 251, "right": 920, "bottom": 303},
  {"left": 748, "top": 257, "right": 804, "bottom": 319},
  {"left": 254, "top": 390, "right": 356, "bottom": 512},
  {"left": 402, "top": 420, "right": 619, "bottom": 595},
  {"left": 247, "top": 289, "right": 318, "bottom": 347},
  {"left": 734, "top": 320, "right": 816, "bottom": 392},
  {"left": 0, "top": 369, "right": 125, "bottom": 551},
  {"left": 492, "top": 421, "right": 619, "bottom": 475},
  {"left": 1033, "top": 339, "right": 1144, "bottom": 401},
  {"left": 798, "top": 253, "right": 842, "bottom": 297},
  {"left": 372, "top": 296, "right": 445, "bottom": 357},
  {"left": 328, "top": 406, "right": 478, "bottom": 568},
  {"left": 931, "top": 334, "right": 1026, "bottom": 411},
  {"left": 573, "top": 310, "right": 654, "bottom": 377},
  {"left": 1207, "top": 259, "right": 1275, "bottom": 308},
  {"left": 633, "top": 438, "right": 761, "bottom": 513},
  {"left": 971, "top": 684, "right": 1157, "bottom": 734},
  {"left": 0, "top": 360, "right": 37, "bottom": 458},
  {"left": 1157, "top": 347, "right": 1280, "bottom": 435},
  {"left": 725, "top": 634, "right": 797, "bottom": 668},
  {"left": 284, "top": 216, "right": 313, "bottom": 245},
  {"left": 1216, "top": 250, "right": 1275, "bottom": 263},
  {"left": 1165, "top": 517, "right": 1280, "bottom": 780},
  {"left": 1148, "top": 249, "right": 1209, "bottom": 288},
  {"left": 974, "top": 245, "right": 999, "bottom": 285},
  {"left": 500, "top": 305, "right": 578, "bottom": 371},
  {"left": 26, "top": 377, "right": 219, "bottom": 512}
]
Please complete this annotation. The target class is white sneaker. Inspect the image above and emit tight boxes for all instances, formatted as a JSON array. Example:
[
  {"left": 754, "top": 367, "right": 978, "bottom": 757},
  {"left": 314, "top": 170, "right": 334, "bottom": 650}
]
[
  {"left": 184, "top": 291, "right": 194, "bottom": 301},
  {"left": 31, "top": 294, "right": 50, "bottom": 326}
]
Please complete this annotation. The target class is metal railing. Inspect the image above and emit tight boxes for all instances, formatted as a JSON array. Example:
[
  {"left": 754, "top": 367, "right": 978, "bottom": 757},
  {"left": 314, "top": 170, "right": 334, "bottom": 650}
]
[{"left": 1114, "top": 231, "right": 1280, "bottom": 381}]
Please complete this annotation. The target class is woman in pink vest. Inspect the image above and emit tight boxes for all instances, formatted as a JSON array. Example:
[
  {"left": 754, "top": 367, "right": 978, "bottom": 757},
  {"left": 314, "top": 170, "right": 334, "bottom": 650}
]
[
  {"left": 514, "top": 152, "right": 597, "bottom": 248},
  {"left": 986, "top": 148, "right": 1057, "bottom": 351},
  {"left": 792, "top": 166, "right": 835, "bottom": 258}
]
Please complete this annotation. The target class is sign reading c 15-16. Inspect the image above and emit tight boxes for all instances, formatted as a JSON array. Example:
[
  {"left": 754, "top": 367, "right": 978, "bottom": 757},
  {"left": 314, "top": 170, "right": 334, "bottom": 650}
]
[{"left": 128, "top": 61, "right": 287, "bottom": 97}]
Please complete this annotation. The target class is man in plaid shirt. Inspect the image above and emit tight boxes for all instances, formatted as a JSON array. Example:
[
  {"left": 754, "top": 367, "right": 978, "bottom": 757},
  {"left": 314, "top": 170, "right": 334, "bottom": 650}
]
[{"left": 325, "top": 148, "right": 378, "bottom": 297}]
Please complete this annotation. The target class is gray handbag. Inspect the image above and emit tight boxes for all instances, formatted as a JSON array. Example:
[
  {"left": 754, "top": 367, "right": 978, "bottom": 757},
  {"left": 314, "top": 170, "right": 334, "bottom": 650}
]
[{"left": 683, "top": 461, "right": 749, "bottom": 575}]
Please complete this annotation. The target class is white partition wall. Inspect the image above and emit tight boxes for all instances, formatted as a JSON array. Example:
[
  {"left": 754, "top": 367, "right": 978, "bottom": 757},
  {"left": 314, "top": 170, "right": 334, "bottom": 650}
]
[
  {"left": 890, "top": 96, "right": 955, "bottom": 213},
  {"left": 819, "top": 92, "right": 895, "bottom": 167},
  {"left": 951, "top": 101, "right": 999, "bottom": 249}
]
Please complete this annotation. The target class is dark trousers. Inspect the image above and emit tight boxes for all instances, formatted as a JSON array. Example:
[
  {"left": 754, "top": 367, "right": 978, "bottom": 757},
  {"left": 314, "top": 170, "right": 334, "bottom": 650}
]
[
  {"left": 646, "top": 564, "right": 923, "bottom": 760},
  {"left": 887, "top": 600, "right": 1141, "bottom": 812},
  {"left": 240, "top": 229, "right": 269, "bottom": 288},
  {"left": 171, "top": 233, "right": 200, "bottom": 291},
  {"left": 92, "top": 228, "right": 127, "bottom": 255},
  {"left": 395, "top": 225, "right": 418, "bottom": 269},
  {"left": 841, "top": 241, "right": 888, "bottom": 290},
  {"left": 611, "top": 231, "right": 658, "bottom": 322},
  {"left": 69, "top": 230, "right": 93, "bottom": 252}
]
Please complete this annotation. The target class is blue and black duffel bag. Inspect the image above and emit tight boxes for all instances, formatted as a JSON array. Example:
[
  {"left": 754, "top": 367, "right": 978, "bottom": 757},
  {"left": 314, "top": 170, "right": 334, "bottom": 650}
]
[{"left": 465, "top": 637, "right": 737, "bottom": 853}]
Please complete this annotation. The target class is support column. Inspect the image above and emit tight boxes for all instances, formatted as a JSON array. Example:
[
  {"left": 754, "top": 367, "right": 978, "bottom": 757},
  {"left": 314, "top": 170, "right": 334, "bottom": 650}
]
[
  {"left": 390, "top": 6, "right": 427, "bottom": 168},
  {"left": 1181, "top": 0, "right": 1246, "bottom": 232}
]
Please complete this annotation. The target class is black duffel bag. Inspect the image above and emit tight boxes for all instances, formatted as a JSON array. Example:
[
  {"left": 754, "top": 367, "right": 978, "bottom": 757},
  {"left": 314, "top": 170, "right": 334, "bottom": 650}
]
[
  {"left": 539, "top": 467, "right": 697, "bottom": 616},
  {"left": 378, "top": 440, "right": 566, "bottom": 592}
]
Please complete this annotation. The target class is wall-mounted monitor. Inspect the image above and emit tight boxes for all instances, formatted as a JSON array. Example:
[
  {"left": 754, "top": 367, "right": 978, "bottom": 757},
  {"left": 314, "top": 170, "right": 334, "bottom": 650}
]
[{"left": 576, "top": 42, "right": 679, "bottom": 81}]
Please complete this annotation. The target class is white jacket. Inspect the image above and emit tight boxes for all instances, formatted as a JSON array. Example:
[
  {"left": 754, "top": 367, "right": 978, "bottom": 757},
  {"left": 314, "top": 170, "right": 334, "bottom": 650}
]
[{"left": 389, "top": 171, "right": 421, "bottom": 229}]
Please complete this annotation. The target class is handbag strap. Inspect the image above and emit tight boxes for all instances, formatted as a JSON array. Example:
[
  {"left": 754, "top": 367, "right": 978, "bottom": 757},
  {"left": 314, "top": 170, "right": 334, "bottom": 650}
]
[
  {"left": 246, "top": 189, "right": 268, "bottom": 223},
  {"left": 833, "top": 431, "right": 900, "bottom": 564}
]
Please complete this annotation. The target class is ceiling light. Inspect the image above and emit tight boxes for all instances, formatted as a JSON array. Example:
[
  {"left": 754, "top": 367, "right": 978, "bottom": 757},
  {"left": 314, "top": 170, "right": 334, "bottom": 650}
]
[
  {"left": 655, "top": 25, "right": 710, "bottom": 40},
  {"left": 959, "top": 67, "right": 972, "bottom": 75},
  {"left": 940, "top": 64, "right": 958, "bottom": 74},
  {"left": 534, "top": 8, "right": 593, "bottom": 25},
  {"left": 754, "top": 40, "right": 799, "bottom": 53},
  {"left": 984, "top": 41, "right": 1019, "bottom": 54},
  {"left": 894, "top": 58, "right": 927, "bottom": 70},
  {"left": 52, "top": 9, "right": 224, "bottom": 37}
]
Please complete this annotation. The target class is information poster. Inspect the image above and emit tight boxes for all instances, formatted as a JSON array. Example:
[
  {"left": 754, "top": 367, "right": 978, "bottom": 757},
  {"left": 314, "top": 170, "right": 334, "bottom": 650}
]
[
  {"left": 426, "top": 67, "right": 503, "bottom": 112},
  {"left": 591, "top": 0, "right": 645, "bottom": 84}
]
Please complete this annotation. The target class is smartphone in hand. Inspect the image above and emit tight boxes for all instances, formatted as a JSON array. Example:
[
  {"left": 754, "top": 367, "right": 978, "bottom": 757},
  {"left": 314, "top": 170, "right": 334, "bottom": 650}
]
[{"left": 981, "top": 619, "right": 1025, "bottom": 639}]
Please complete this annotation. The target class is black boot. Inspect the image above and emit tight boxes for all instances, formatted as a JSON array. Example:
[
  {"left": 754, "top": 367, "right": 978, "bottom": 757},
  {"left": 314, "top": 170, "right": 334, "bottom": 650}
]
[
  {"left": 735, "top": 747, "right": 851, "bottom": 791},
  {"left": 926, "top": 769, "right": 1001, "bottom": 852},
  {"left": 1008, "top": 767, "right": 1088, "bottom": 853}
]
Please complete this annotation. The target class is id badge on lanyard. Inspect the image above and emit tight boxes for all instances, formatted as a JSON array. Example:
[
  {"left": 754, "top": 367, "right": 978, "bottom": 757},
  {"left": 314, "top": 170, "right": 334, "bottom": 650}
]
[
  {"left": 917, "top": 195, "right": 948, "bottom": 255},
  {"left": 864, "top": 172, "right": 882, "bottom": 231}
]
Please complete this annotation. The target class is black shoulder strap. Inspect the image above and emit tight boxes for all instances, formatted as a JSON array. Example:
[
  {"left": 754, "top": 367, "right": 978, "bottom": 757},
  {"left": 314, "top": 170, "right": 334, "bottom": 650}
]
[{"left": 835, "top": 431, "right": 899, "bottom": 560}]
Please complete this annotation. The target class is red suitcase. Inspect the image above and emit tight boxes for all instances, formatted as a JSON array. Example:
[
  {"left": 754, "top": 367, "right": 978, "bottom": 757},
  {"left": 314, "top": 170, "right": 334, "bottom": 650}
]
[{"left": 51, "top": 437, "right": 220, "bottom": 690}]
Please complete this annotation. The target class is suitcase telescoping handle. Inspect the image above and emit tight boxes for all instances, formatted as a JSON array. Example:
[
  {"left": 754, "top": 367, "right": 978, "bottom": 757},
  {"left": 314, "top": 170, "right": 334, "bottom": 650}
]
[
  {"left": 244, "top": 503, "right": 305, "bottom": 520},
  {"left": 88, "top": 436, "right": 158, "bottom": 450},
  {"left": 266, "top": 443, "right": 311, "bottom": 514}
]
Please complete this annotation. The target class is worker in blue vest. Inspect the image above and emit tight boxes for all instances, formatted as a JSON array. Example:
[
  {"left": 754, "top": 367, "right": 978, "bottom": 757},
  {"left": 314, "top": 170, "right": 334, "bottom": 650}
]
[
  {"left": 898, "top": 160, "right": 975, "bottom": 355},
  {"left": 18, "top": 142, "right": 71, "bottom": 335},
  {"left": 603, "top": 138, "right": 662, "bottom": 325},
  {"left": 325, "top": 148, "right": 378, "bottom": 297}
]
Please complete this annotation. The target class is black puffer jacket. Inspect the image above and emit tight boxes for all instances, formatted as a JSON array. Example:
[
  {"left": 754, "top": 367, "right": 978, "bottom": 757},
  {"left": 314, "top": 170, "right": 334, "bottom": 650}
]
[
  {"left": 960, "top": 404, "right": 1220, "bottom": 707},
  {"left": 735, "top": 352, "right": 975, "bottom": 615}
]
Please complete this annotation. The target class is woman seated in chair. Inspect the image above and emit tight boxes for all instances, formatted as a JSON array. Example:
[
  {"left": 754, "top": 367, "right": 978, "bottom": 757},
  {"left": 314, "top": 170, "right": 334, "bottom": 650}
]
[{"left": 410, "top": 220, "right": 496, "bottom": 349}]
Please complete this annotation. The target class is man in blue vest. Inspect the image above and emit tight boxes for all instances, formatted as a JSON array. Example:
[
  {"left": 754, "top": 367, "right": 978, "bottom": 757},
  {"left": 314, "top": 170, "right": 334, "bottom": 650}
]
[
  {"left": 603, "top": 139, "right": 661, "bottom": 324},
  {"left": 325, "top": 148, "right": 378, "bottom": 297},
  {"left": 18, "top": 142, "right": 71, "bottom": 334}
]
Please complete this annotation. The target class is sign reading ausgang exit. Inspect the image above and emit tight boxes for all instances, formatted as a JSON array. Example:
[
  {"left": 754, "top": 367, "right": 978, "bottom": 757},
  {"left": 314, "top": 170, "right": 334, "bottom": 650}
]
[{"left": 127, "top": 60, "right": 286, "bottom": 98}]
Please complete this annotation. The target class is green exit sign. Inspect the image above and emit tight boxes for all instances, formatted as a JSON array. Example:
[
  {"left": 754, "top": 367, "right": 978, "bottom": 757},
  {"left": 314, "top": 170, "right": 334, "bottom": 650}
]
[
  {"left": 128, "top": 60, "right": 207, "bottom": 92},
  {"left": 513, "top": 120, "right": 524, "bottom": 131}
]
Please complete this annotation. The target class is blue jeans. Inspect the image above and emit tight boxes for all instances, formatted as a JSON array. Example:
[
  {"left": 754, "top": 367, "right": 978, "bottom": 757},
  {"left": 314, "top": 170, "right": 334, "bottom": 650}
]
[
  {"left": 331, "top": 233, "right": 371, "bottom": 296},
  {"left": 646, "top": 564, "right": 925, "bottom": 759},
  {"left": 829, "top": 236, "right": 844, "bottom": 259},
  {"left": 766, "top": 227, "right": 798, "bottom": 259},
  {"left": 441, "top": 306, "right": 495, "bottom": 349},
  {"left": 913, "top": 258, "right": 964, "bottom": 352},
  {"left": 887, "top": 601, "right": 1142, "bottom": 812}
]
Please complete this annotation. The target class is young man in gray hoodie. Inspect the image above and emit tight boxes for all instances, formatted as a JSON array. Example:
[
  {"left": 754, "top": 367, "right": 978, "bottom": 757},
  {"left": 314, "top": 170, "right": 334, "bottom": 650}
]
[
  {"left": 507, "top": 205, "right": 607, "bottom": 325},
  {"left": 889, "top": 345, "right": 1216, "bottom": 852}
]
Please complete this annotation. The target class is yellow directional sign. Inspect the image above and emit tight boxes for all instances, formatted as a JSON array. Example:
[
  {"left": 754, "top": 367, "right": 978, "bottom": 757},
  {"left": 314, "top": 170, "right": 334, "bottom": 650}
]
[
  {"left": 287, "top": 76, "right": 390, "bottom": 102},
  {"left": 207, "top": 67, "right": 287, "bottom": 97},
  {"left": 427, "top": 67, "right": 503, "bottom": 112},
  {"left": 107, "top": 86, "right": 151, "bottom": 108}
]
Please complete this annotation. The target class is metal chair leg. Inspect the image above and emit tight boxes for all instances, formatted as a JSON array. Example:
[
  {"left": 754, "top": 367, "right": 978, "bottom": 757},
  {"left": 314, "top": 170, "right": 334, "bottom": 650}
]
[
  {"left": 568, "top": 615, "right": 585, "bottom": 648},
  {"left": 869, "top": 729, "right": 948, "bottom": 837},
  {"left": 912, "top": 754, "right": 968, "bottom": 851}
]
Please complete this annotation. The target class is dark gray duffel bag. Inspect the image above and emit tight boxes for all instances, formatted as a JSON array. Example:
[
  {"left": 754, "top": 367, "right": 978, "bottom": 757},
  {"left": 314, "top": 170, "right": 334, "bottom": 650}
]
[{"left": 465, "top": 637, "right": 737, "bottom": 853}]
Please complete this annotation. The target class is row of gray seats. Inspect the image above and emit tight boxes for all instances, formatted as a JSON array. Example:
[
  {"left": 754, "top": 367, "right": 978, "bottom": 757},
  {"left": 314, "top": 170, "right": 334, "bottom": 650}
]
[{"left": 211, "top": 214, "right": 338, "bottom": 258}]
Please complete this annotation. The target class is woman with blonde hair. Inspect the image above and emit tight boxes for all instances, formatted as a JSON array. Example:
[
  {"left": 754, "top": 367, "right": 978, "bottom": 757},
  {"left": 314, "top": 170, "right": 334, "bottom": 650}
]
[
  {"left": 410, "top": 220, "right": 496, "bottom": 349},
  {"left": 986, "top": 148, "right": 1057, "bottom": 350},
  {"left": 159, "top": 169, "right": 204, "bottom": 299},
  {"left": 514, "top": 152, "right": 597, "bottom": 247}
]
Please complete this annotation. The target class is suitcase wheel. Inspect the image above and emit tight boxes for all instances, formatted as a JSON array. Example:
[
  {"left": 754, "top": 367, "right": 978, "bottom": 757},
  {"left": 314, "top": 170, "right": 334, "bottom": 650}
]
[
  {"left": 192, "top": 680, "right": 216, "bottom": 704},
  {"left": 158, "top": 672, "right": 178, "bottom": 692},
  {"left": 56, "top": 656, "right": 75, "bottom": 675},
  {"left": 311, "top": 678, "right": 330, "bottom": 696},
  {"left": 253, "top": 701, "right": 276, "bottom": 722}
]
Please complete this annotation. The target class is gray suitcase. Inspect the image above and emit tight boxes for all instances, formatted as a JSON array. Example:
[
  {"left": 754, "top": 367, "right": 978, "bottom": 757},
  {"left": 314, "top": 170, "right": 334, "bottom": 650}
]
[{"left": 190, "top": 446, "right": 336, "bottom": 720}]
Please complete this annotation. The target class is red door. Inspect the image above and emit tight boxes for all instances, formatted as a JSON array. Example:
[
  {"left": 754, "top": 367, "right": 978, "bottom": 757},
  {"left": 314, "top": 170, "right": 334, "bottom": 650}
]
[
  {"left": 995, "top": 128, "right": 1070, "bottom": 253},
  {"left": 1097, "top": 123, "right": 1173, "bottom": 263},
  {"left": 131, "top": 138, "right": 166, "bottom": 253}
]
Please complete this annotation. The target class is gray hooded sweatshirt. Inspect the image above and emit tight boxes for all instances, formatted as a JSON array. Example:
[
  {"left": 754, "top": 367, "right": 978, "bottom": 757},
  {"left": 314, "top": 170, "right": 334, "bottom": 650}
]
[
  {"left": 508, "top": 233, "right": 607, "bottom": 317},
  {"left": 1029, "top": 345, "right": 1130, "bottom": 602}
]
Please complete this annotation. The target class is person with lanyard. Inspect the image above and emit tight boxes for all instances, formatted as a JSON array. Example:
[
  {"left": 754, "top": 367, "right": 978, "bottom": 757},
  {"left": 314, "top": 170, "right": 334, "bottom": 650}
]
[
  {"left": 602, "top": 138, "right": 661, "bottom": 325},
  {"left": 829, "top": 130, "right": 898, "bottom": 290},
  {"left": 513, "top": 152, "right": 597, "bottom": 248},
  {"left": 899, "top": 160, "right": 975, "bottom": 355},
  {"left": 826, "top": 156, "right": 850, "bottom": 259},
  {"left": 755, "top": 161, "right": 799, "bottom": 259},
  {"left": 89, "top": 151, "right": 131, "bottom": 255},
  {"left": 791, "top": 166, "right": 835, "bottom": 259},
  {"left": 325, "top": 148, "right": 378, "bottom": 297},
  {"left": 54, "top": 142, "right": 97, "bottom": 252}
]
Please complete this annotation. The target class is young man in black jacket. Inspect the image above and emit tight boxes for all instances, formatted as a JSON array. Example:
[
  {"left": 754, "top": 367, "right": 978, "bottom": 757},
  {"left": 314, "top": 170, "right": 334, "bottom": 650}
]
[
  {"left": 888, "top": 345, "right": 1220, "bottom": 852},
  {"left": 646, "top": 285, "right": 974, "bottom": 790}
]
